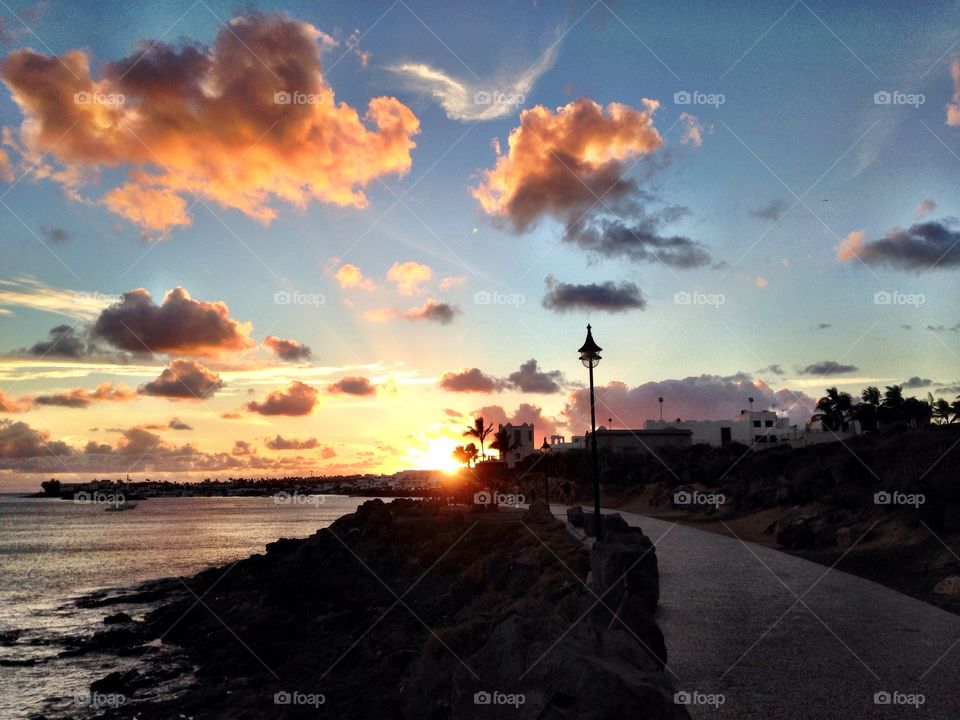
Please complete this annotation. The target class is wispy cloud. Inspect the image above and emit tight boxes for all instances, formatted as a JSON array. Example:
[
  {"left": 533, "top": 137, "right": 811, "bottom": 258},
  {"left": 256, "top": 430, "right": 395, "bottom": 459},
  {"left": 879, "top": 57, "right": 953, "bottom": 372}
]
[{"left": 388, "top": 33, "right": 561, "bottom": 121}]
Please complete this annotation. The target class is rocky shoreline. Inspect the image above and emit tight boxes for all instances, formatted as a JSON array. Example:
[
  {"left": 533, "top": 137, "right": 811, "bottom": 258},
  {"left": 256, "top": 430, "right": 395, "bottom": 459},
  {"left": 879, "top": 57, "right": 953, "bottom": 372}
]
[{"left": 52, "top": 499, "right": 687, "bottom": 719}]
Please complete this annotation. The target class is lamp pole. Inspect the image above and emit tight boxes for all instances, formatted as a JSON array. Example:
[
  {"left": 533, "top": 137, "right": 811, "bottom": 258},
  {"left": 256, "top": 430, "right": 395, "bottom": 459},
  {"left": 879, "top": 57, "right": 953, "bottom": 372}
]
[
  {"left": 578, "top": 325, "right": 603, "bottom": 541},
  {"left": 658, "top": 396, "right": 664, "bottom": 422}
]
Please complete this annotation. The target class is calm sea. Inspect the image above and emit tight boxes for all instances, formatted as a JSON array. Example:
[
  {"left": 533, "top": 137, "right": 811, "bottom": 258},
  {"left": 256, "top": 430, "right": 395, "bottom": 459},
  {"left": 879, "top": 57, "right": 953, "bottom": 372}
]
[{"left": 0, "top": 494, "right": 371, "bottom": 719}]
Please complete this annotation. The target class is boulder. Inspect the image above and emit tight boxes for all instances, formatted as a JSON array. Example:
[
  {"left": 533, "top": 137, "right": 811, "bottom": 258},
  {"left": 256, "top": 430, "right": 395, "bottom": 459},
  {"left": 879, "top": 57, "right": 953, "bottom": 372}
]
[
  {"left": 566, "top": 505, "right": 585, "bottom": 528},
  {"left": 933, "top": 575, "right": 960, "bottom": 598},
  {"left": 591, "top": 529, "right": 659, "bottom": 615},
  {"left": 103, "top": 612, "right": 133, "bottom": 625},
  {"left": 523, "top": 501, "right": 555, "bottom": 525},
  {"left": 777, "top": 516, "right": 817, "bottom": 549}
]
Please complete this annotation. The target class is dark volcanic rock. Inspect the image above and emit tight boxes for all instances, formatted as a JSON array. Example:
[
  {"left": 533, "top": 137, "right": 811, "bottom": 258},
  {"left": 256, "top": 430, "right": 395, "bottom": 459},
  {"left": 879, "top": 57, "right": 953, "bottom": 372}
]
[{"left": 566, "top": 505, "right": 585, "bottom": 527}]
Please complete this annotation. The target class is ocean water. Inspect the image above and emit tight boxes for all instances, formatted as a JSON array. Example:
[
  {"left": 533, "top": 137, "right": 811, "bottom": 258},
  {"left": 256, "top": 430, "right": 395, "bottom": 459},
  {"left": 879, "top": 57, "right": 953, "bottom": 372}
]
[{"left": 0, "top": 494, "right": 371, "bottom": 719}]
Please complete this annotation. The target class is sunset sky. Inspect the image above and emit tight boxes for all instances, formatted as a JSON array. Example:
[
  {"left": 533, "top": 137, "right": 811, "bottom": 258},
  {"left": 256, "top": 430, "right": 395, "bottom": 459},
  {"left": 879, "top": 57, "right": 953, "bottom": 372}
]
[{"left": 1, "top": 0, "right": 959, "bottom": 488}]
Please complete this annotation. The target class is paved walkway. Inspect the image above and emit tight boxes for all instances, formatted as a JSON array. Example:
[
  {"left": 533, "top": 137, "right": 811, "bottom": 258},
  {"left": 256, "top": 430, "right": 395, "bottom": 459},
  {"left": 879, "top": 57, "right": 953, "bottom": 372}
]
[{"left": 551, "top": 505, "right": 960, "bottom": 719}]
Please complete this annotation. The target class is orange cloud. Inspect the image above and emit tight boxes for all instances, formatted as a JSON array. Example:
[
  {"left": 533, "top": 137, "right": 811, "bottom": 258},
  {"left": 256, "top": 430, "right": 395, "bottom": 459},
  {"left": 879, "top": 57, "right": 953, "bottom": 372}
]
[
  {"left": 246, "top": 381, "right": 318, "bottom": 416},
  {"left": 947, "top": 57, "right": 960, "bottom": 127},
  {"left": 32, "top": 382, "right": 136, "bottom": 409},
  {"left": 335, "top": 263, "right": 376, "bottom": 290},
  {"left": 471, "top": 98, "right": 663, "bottom": 232},
  {"left": 263, "top": 335, "right": 311, "bottom": 362},
  {"left": 387, "top": 261, "right": 432, "bottom": 295},
  {"left": 92, "top": 287, "right": 254, "bottom": 357},
  {"left": 836, "top": 230, "right": 865, "bottom": 262},
  {"left": 0, "top": 389, "right": 31, "bottom": 413},
  {"left": 0, "top": 12, "right": 420, "bottom": 233}
]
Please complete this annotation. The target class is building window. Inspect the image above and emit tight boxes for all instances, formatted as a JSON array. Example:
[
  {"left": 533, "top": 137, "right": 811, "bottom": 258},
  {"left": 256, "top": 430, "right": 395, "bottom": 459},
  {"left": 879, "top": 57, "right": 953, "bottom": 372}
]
[
  {"left": 765, "top": 420, "right": 773, "bottom": 427},
  {"left": 753, "top": 420, "right": 761, "bottom": 427}
]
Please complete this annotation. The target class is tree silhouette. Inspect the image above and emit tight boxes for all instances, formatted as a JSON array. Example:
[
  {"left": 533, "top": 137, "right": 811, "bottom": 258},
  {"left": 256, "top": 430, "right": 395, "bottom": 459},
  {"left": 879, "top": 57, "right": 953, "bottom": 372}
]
[
  {"left": 464, "top": 417, "right": 493, "bottom": 462},
  {"left": 932, "top": 398, "right": 952, "bottom": 424},
  {"left": 452, "top": 443, "right": 479, "bottom": 468},
  {"left": 813, "top": 387, "right": 853, "bottom": 431},
  {"left": 490, "top": 427, "right": 521, "bottom": 461}
]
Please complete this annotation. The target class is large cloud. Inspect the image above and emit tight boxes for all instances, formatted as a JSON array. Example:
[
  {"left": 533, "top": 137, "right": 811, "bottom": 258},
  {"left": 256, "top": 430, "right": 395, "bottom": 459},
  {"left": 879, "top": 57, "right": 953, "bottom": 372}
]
[
  {"left": 439, "top": 368, "right": 502, "bottom": 393},
  {"left": 264, "top": 434, "right": 319, "bottom": 450},
  {"left": 506, "top": 359, "right": 564, "bottom": 394},
  {"left": 541, "top": 276, "right": 646, "bottom": 313},
  {"left": 32, "top": 382, "right": 136, "bottom": 409},
  {"left": 263, "top": 335, "right": 312, "bottom": 362},
  {"left": 562, "top": 375, "right": 816, "bottom": 430},
  {"left": 139, "top": 360, "right": 224, "bottom": 400},
  {"left": 837, "top": 222, "right": 960, "bottom": 270},
  {"left": 327, "top": 376, "right": 377, "bottom": 396},
  {"left": 92, "top": 287, "right": 254, "bottom": 356},
  {"left": 246, "top": 381, "right": 318, "bottom": 416},
  {"left": 470, "top": 98, "right": 713, "bottom": 267},
  {"left": 25, "top": 325, "right": 90, "bottom": 358},
  {"left": 0, "top": 12, "right": 420, "bottom": 233}
]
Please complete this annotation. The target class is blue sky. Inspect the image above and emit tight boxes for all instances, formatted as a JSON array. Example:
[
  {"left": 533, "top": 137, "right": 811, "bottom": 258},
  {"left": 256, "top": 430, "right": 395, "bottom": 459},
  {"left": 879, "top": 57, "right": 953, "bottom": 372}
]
[{"left": 0, "top": 0, "right": 958, "bottom": 483}]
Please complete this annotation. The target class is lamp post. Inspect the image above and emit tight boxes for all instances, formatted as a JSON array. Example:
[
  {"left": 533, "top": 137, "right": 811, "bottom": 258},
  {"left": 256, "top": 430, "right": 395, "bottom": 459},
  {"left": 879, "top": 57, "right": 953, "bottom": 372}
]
[
  {"left": 539, "top": 437, "right": 551, "bottom": 511},
  {"left": 658, "top": 396, "right": 664, "bottom": 422},
  {"left": 578, "top": 324, "right": 603, "bottom": 541}
]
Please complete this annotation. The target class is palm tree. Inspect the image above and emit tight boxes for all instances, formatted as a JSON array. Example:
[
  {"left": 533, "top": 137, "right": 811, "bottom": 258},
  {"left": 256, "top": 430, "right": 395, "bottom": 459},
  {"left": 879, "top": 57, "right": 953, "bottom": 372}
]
[
  {"left": 464, "top": 417, "right": 493, "bottom": 462},
  {"left": 882, "top": 385, "right": 905, "bottom": 423},
  {"left": 813, "top": 387, "right": 853, "bottom": 431},
  {"left": 861, "top": 386, "right": 881, "bottom": 407},
  {"left": 952, "top": 396, "right": 960, "bottom": 423},
  {"left": 490, "top": 427, "right": 521, "bottom": 462},
  {"left": 452, "top": 443, "right": 479, "bottom": 468},
  {"left": 932, "top": 398, "right": 952, "bottom": 424}
]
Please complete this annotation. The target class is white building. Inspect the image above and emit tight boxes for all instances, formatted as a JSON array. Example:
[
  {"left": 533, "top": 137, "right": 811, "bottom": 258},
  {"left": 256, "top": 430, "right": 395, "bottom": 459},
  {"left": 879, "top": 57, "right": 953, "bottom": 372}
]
[
  {"left": 546, "top": 434, "right": 585, "bottom": 452},
  {"left": 645, "top": 410, "right": 801, "bottom": 449},
  {"left": 498, "top": 423, "right": 536, "bottom": 468}
]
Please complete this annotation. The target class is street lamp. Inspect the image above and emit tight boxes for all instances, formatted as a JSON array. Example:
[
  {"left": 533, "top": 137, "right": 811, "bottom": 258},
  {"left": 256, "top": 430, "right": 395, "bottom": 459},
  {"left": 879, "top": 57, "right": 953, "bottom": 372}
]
[
  {"left": 578, "top": 324, "right": 603, "bottom": 540},
  {"left": 658, "top": 396, "right": 664, "bottom": 422},
  {"left": 539, "top": 437, "right": 550, "bottom": 511}
]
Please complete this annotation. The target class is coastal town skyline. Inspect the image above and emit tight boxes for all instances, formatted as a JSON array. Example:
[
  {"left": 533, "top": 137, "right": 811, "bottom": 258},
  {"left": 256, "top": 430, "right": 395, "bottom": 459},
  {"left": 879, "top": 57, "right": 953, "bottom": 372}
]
[{"left": 2, "top": 0, "right": 960, "bottom": 484}]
